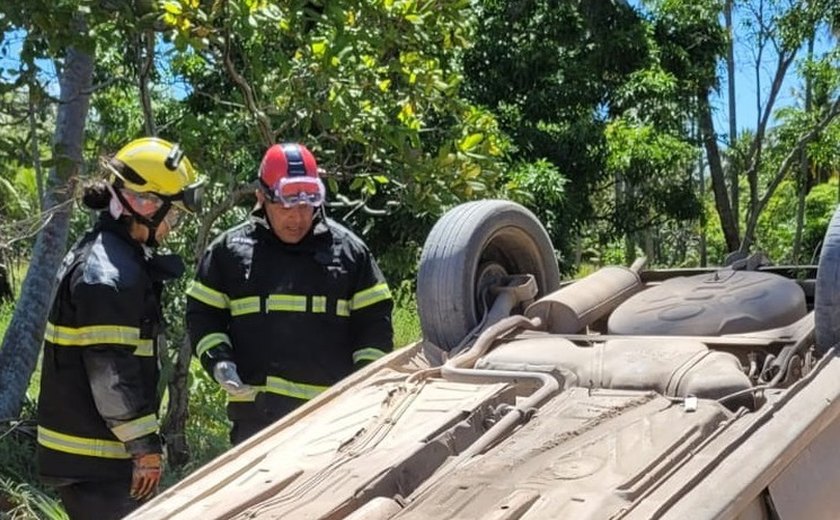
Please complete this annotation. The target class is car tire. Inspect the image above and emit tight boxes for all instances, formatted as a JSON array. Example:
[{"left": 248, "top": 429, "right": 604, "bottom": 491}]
[
  {"left": 417, "top": 200, "right": 561, "bottom": 351},
  {"left": 815, "top": 204, "right": 840, "bottom": 355}
]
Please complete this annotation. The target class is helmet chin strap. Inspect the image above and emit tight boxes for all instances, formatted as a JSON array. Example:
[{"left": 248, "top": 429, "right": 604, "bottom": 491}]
[{"left": 142, "top": 222, "right": 161, "bottom": 248}]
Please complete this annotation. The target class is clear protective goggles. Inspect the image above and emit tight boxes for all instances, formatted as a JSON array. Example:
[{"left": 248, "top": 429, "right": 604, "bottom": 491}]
[
  {"left": 264, "top": 176, "right": 325, "bottom": 208},
  {"left": 117, "top": 180, "right": 203, "bottom": 213},
  {"left": 119, "top": 188, "right": 190, "bottom": 230},
  {"left": 119, "top": 189, "right": 167, "bottom": 216}
]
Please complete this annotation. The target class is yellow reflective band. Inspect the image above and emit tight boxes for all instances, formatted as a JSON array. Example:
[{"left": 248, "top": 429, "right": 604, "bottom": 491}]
[
  {"left": 311, "top": 296, "right": 327, "bottom": 313},
  {"left": 228, "top": 389, "right": 258, "bottom": 403},
  {"left": 134, "top": 341, "right": 154, "bottom": 357},
  {"left": 265, "top": 375, "right": 328, "bottom": 401},
  {"left": 231, "top": 296, "right": 260, "bottom": 316},
  {"left": 37, "top": 426, "right": 131, "bottom": 460},
  {"left": 352, "top": 348, "right": 387, "bottom": 364},
  {"left": 111, "top": 414, "right": 158, "bottom": 442},
  {"left": 196, "top": 332, "right": 231, "bottom": 358},
  {"left": 186, "top": 280, "right": 230, "bottom": 309},
  {"left": 266, "top": 294, "right": 307, "bottom": 312},
  {"left": 351, "top": 283, "right": 392, "bottom": 311},
  {"left": 336, "top": 299, "right": 350, "bottom": 317},
  {"left": 45, "top": 322, "right": 153, "bottom": 356}
]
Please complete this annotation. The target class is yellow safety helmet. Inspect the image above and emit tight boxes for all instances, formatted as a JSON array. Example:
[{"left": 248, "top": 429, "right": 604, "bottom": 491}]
[{"left": 107, "top": 137, "right": 203, "bottom": 213}]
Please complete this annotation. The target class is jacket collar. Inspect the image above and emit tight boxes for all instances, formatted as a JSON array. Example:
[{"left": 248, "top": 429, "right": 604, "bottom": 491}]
[
  {"left": 93, "top": 212, "right": 184, "bottom": 280},
  {"left": 94, "top": 212, "right": 145, "bottom": 255}
]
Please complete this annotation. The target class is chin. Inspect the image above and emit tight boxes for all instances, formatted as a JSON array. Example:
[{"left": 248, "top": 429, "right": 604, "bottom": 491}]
[{"left": 280, "top": 233, "right": 305, "bottom": 244}]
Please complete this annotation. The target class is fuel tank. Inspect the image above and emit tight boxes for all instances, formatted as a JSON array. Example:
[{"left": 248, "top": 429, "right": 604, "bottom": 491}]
[{"left": 608, "top": 270, "right": 807, "bottom": 336}]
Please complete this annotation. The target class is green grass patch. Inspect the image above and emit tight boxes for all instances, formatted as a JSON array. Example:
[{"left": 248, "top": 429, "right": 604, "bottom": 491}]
[
  {"left": 0, "top": 477, "right": 67, "bottom": 520},
  {"left": 161, "top": 361, "right": 232, "bottom": 487},
  {"left": 0, "top": 300, "right": 13, "bottom": 339},
  {"left": 393, "top": 299, "right": 421, "bottom": 348}
]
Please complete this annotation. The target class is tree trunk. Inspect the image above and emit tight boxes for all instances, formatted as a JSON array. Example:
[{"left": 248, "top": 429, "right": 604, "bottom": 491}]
[
  {"left": 793, "top": 35, "right": 815, "bottom": 264},
  {"left": 0, "top": 253, "right": 11, "bottom": 302},
  {"left": 725, "top": 0, "right": 738, "bottom": 234},
  {"left": 0, "top": 46, "right": 93, "bottom": 420},
  {"left": 138, "top": 30, "right": 157, "bottom": 137},
  {"left": 793, "top": 155, "right": 806, "bottom": 264},
  {"left": 29, "top": 83, "right": 45, "bottom": 211},
  {"left": 162, "top": 336, "right": 192, "bottom": 467},
  {"left": 698, "top": 92, "right": 740, "bottom": 253}
]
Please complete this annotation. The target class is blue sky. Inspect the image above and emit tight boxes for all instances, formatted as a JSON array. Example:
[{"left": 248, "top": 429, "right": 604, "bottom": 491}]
[{"left": 711, "top": 12, "right": 837, "bottom": 139}]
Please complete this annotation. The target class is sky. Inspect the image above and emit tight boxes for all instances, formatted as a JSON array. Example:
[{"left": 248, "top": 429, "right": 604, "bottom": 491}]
[{"left": 711, "top": 12, "right": 837, "bottom": 139}]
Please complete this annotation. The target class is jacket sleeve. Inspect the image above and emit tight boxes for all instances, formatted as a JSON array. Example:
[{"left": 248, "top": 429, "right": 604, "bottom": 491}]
[
  {"left": 186, "top": 240, "right": 235, "bottom": 375},
  {"left": 348, "top": 244, "right": 394, "bottom": 368},
  {"left": 74, "top": 282, "right": 161, "bottom": 456}
]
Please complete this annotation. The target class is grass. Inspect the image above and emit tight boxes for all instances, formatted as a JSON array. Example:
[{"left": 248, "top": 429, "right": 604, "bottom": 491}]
[
  {"left": 0, "top": 301, "right": 13, "bottom": 342},
  {"left": 0, "top": 398, "right": 65, "bottom": 520},
  {"left": 0, "top": 478, "right": 67, "bottom": 520},
  {"left": 392, "top": 280, "right": 422, "bottom": 348}
]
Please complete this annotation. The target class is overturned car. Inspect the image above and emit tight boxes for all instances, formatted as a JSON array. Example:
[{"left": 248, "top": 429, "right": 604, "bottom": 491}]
[{"left": 131, "top": 200, "right": 840, "bottom": 520}]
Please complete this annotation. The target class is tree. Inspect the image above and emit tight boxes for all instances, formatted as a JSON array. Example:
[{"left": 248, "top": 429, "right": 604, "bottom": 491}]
[
  {"left": 462, "top": 0, "right": 655, "bottom": 270},
  {"left": 0, "top": 0, "right": 169, "bottom": 420},
  {"left": 0, "top": 8, "right": 93, "bottom": 418}
]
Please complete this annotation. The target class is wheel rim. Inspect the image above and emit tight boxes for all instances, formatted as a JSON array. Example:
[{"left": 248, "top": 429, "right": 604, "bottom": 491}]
[{"left": 475, "top": 261, "right": 509, "bottom": 316}]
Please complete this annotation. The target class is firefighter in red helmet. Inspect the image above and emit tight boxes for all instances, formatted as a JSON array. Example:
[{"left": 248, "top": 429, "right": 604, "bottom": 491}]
[{"left": 186, "top": 143, "right": 394, "bottom": 444}]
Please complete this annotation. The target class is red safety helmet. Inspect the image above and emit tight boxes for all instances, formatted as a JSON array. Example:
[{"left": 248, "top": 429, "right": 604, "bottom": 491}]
[{"left": 258, "top": 143, "right": 325, "bottom": 207}]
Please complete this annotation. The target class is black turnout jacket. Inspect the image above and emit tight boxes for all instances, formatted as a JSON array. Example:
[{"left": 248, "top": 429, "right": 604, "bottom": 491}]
[
  {"left": 37, "top": 214, "right": 180, "bottom": 484},
  {"left": 186, "top": 209, "right": 393, "bottom": 423}
]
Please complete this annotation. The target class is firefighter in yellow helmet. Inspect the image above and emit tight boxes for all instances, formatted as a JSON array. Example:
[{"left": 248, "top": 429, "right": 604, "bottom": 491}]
[{"left": 36, "top": 138, "right": 203, "bottom": 520}]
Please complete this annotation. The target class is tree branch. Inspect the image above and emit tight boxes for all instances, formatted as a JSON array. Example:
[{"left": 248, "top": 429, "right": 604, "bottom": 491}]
[
  {"left": 740, "top": 95, "right": 840, "bottom": 252},
  {"left": 194, "top": 181, "right": 257, "bottom": 262},
  {"left": 328, "top": 193, "right": 398, "bottom": 218},
  {"left": 27, "top": 84, "right": 44, "bottom": 210},
  {"left": 219, "top": 21, "right": 273, "bottom": 147},
  {"left": 138, "top": 30, "right": 157, "bottom": 136}
]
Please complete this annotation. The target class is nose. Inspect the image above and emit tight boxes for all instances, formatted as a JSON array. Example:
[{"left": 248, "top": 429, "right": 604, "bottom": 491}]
[{"left": 285, "top": 205, "right": 310, "bottom": 224}]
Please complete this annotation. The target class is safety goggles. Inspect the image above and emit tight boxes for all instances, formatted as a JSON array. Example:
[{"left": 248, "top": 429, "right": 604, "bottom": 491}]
[
  {"left": 117, "top": 179, "right": 204, "bottom": 215},
  {"left": 119, "top": 189, "right": 168, "bottom": 217},
  {"left": 118, "top": 188, "right": 194, "bottom": 231},
  {"left": 170, "top": 180, "right": 205, "bottom": 213},
  {"left": 263, "top": 177, "right": 325, "bottom": 208}
]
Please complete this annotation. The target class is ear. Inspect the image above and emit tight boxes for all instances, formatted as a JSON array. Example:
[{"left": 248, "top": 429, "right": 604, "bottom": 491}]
[{"left": 255, "top": 189, "right": 265, "bottom": 206}]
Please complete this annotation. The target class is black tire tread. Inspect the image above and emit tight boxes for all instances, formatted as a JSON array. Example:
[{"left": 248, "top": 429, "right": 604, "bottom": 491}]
[
  {"left": 417, "top": 200, "right": 560, "bottom": 350},
  {"left": 815, "top": 204, "right": 840, "bottom": 354}
]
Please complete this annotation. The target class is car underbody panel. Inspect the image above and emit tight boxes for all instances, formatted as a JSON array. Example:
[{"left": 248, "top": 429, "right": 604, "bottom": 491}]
[{"left": 131, "top": 200, "right": 840, "bottom": 520}]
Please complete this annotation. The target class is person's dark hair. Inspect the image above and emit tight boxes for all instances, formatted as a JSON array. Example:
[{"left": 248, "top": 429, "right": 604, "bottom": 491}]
[{"left": 81, "top": 180, "right": 113, "bottom": 210}]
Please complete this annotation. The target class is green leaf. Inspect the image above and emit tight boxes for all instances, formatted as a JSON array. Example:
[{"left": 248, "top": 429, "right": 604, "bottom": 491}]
[
  {"left": 162, "top": 1, "right": 182, "bottom": 15},
  {"left": 458, "top": 133, "right": 483, "bottom": 152},
  {"left": 311, "top": 41, "right": 327, "bottom": 58}
]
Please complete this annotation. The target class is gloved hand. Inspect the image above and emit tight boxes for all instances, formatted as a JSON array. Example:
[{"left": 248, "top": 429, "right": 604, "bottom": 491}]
[
  {"left": 130, "top": 452, "right": 162, "bottom": 500},
  {"left": 213, "top": 360, "right": 254, "bottom": 396}
]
